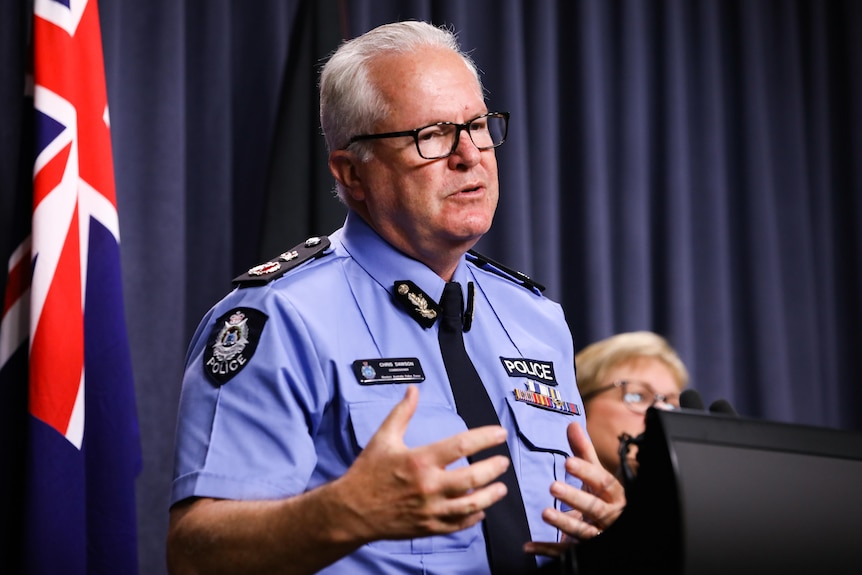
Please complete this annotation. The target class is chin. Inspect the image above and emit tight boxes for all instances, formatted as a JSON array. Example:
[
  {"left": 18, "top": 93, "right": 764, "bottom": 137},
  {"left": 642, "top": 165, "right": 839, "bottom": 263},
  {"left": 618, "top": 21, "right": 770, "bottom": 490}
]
[
  {"left": 442, "top": 220, "right": 489, "bottom": 242},
  {"left": 461, "top": 212, "right": 494, "bottom": 235}
]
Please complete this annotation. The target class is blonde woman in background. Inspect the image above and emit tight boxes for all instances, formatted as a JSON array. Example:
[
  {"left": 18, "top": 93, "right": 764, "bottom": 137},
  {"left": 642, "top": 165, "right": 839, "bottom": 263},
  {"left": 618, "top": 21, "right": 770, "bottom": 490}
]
[{"left": 576, "top": 331, "right": 689, "bottom": 478}]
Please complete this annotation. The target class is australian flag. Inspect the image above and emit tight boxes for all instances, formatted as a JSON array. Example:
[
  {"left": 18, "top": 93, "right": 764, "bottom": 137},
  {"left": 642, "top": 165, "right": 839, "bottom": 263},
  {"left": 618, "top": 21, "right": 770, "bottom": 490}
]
[{"left": 0, "top": 1, "right": 141, "bottom": 573}]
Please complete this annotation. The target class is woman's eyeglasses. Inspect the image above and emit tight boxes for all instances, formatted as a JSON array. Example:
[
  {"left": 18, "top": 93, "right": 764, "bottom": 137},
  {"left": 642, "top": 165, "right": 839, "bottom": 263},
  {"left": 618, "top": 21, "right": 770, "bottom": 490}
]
[{"left": 581, "top": 380, "right": 679, "bottom": 414}]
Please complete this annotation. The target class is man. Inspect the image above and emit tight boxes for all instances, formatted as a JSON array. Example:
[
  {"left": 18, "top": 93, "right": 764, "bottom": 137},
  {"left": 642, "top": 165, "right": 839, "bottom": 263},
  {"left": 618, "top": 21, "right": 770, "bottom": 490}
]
[{"left": 167, "top": 21, "right": 624, "bottom": 575}]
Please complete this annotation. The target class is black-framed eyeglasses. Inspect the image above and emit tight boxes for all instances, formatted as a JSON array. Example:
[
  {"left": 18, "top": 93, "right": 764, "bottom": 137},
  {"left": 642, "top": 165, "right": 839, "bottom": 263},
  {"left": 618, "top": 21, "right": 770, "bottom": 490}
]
[
  {"left": 581, "top": 380, "right": 679, "bottom": 414},
  {"left": 343, "top": 112, "right": 510, "bottom": 160}
]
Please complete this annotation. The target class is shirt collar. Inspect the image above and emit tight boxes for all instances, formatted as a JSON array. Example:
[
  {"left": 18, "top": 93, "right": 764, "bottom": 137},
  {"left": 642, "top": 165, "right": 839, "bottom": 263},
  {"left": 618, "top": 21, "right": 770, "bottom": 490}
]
[{"left": 340, "top": 210, "right": 471, "bottom": 303}]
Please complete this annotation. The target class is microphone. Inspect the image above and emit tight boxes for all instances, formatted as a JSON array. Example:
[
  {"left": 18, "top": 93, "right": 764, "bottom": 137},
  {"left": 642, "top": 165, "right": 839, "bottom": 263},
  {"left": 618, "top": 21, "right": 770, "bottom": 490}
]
[
  {"left": 679, "top": 388, "right": 705, "bottom": 411},
  {"left": 709, "top": 398, "right": 739, "bottom": 417}
]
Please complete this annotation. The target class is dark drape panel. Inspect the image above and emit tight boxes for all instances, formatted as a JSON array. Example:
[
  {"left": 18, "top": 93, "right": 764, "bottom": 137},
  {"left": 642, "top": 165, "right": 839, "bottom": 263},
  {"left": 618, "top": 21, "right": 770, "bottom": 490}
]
[
  {"left": 98, "top": 2, "right": 308, "bottom": 573},
  {"left": 343, "top": 0, "right": 862, "bottom": 431},
  {"left": 261, "top": 0, "right": 348, "bottom": 260},
  {"left": 0, "top": 2, "right": 31, "bottom": 569},
  {"left": 2, "top": 1, "right": 860, "bottom": 574}
]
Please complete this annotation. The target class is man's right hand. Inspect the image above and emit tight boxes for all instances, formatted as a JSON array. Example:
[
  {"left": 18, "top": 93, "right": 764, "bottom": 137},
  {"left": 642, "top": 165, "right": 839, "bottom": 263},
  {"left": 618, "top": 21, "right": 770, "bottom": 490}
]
[
  {"left": 167, "top": 385, "right": 510, "bottom": 575},
  {"left": 331, "top": 384, "right": 511, "bottom": 542}
]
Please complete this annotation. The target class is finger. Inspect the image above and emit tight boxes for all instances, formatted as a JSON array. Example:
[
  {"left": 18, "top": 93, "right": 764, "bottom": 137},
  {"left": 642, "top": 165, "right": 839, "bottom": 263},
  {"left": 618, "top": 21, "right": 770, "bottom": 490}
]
[
  {"left": 370, "top": 385, "right": 419, "bottom": 444},
  {"left": 553, "top": 466, "right": 625, "bottom": 531},
  {"left": 439, "top": 454, "right": 510, "bottom": 496},
  {"left": 567, "top": 421, "right": 600, "bottom": 466},
  {"left": 565, "top": 457, "right": 624, "bottom": 505},
  {"left": 552, "top": 474, "right": 618, "bottom": 527},
  {"left": 426, "top": 425, "right": 508, "bottom": 467},
  {"left": 438, "top": 481, "right": 507, "bottom": 520},
  {"left": 566, "top": 423, "right": 624, "bottom": 504},
  {"left": 523, "top": 540, "right": 572, "bottom": 558},
  {"left": 541, "top": 507, "right": 603, "bottom": 540},
  {"left": 550, "top": 479, "right": 592, "bottom": 510},
  {"left": 437, "top": 510, "right": 487, "bottom": 533}
]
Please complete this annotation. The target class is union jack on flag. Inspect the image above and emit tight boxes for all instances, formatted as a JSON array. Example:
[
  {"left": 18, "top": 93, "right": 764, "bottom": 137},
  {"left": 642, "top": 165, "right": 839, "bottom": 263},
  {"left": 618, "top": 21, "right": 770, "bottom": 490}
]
[{"left": 0, "top": 1, "right": 141, "bottom": 573}]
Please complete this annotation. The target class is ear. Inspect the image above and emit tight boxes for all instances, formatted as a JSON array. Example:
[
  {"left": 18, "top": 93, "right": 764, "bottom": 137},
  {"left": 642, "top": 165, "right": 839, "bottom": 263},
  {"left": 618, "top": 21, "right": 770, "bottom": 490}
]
[{"left": 329, "top": 150, "right": 366, "bottom": 202}]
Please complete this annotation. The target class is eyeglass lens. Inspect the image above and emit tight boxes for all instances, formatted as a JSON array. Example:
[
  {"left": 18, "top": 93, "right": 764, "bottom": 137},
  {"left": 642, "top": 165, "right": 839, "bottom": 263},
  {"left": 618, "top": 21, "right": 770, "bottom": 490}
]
[
  {"left": 621, "top": 381, "right": 679, "bottom": 413},
  {"left": 416, "top": 114, "right": 507, "bottom": 159}
]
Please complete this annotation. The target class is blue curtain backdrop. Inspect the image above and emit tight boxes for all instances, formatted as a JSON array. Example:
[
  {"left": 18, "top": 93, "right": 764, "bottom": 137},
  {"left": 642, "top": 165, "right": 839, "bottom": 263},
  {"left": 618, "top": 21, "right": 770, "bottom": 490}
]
[{"left": 2, "top": 1, "right": 860, "bottom": 573}]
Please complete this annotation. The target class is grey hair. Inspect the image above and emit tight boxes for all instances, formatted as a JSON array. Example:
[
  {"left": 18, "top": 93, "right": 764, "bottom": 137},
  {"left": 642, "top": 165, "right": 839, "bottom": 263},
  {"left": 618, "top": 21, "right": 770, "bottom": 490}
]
[{"left": 319, "top": 21, "right": 482, "bottom": 201}]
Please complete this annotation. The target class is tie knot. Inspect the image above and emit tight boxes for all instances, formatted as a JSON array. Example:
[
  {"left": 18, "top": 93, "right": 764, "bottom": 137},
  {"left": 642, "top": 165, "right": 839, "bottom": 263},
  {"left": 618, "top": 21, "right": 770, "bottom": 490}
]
[{"left": 440, "top": 282, "right": 463, "bottom": 332}]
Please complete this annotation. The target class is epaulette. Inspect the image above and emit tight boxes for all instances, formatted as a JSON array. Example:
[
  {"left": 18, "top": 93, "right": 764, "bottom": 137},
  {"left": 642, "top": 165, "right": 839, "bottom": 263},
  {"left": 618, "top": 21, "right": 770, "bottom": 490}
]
[
  {"left": 466, "top": 249, "right": 546, "bottom": 293},
  {"left": 232, "top": 236, "right": 331, "bottom": 288}
]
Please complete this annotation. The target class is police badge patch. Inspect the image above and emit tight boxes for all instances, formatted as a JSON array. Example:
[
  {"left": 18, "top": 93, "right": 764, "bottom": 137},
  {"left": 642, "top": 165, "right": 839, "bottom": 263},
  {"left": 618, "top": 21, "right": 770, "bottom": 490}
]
[{"left": 203, "top": 307, "right": 268, "bottom": 386}]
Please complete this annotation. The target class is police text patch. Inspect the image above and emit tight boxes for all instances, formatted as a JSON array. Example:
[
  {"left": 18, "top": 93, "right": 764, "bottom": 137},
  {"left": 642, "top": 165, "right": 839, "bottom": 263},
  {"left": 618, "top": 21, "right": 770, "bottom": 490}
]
[
  {"left": 499, "top": 357, "right": 558, "bottom": 386},
  {"left": 353, "top": 358, "right": 426, "bottom": 385},
  {"left": 204, "top": 307, "right": 268, "bottom": 386}
]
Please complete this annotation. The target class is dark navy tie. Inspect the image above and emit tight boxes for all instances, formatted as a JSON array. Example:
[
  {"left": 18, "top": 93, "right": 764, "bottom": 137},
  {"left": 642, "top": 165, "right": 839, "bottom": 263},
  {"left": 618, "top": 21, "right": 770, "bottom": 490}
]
[{"left": 438, "top": 281, "right": 537, "bottom": 574}]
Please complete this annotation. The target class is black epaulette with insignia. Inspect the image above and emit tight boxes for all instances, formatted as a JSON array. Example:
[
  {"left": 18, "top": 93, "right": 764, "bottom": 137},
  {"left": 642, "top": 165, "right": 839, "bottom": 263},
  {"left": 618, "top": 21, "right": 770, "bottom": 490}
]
[
  {"left": 466, "top": 249, "right": 546, "bottom": 294},
  {"left": 392, "top": 280, "right": 441, "bottom": 328},
  {"left": 232, "top": 236, "right": 331, "bottom": 288}
]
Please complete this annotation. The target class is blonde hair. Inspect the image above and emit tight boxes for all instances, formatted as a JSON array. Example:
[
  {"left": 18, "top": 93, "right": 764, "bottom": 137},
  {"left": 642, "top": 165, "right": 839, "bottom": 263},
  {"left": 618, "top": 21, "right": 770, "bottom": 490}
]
[{"left": 575, "top": 331, "right": 689, "bottom": 398}]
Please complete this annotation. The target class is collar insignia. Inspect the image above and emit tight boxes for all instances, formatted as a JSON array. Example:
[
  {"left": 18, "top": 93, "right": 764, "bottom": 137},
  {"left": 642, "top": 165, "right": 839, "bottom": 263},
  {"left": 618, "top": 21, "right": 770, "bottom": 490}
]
[{"left": 393, "top": 280, "right": 440, "bottom": 329}]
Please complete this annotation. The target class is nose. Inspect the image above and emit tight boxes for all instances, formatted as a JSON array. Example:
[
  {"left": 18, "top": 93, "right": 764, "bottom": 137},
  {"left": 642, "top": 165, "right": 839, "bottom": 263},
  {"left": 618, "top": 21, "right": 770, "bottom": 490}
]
[{"left": 447, "top": 127, "right": 482, "bottom": 168}]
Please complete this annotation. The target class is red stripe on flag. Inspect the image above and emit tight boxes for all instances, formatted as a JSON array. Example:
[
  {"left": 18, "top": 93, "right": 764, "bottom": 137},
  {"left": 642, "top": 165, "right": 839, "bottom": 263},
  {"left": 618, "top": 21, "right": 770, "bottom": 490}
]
[
  {"left": 2, "top": 254, "right": 30, "bottom": 318},
  {"left": 29, "top": 205, "right": 83, "bottom": 435},
  {"left": 33, "top": 142, "right": 71, "bottom": 209}
]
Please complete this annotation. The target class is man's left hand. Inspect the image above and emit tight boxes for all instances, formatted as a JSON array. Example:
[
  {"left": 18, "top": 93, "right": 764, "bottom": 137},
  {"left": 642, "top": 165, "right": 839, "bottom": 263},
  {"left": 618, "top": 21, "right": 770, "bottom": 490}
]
[{"left": 524, "top": 422, "right": 626, "bottom": 557}]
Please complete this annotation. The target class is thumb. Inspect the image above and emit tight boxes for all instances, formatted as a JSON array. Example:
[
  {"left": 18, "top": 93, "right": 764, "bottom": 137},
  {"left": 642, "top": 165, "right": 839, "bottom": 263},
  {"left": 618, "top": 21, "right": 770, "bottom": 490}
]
[
  {"left": 371, "top": 385, "right": 419, "bottom": 445},
  {"left": 567, "top": 421, "right": 600, "bottom": 465}
]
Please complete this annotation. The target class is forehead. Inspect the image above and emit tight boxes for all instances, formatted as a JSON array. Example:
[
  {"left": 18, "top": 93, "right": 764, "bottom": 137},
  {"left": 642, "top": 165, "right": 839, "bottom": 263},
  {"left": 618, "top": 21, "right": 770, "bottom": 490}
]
[
  {"left": 369, "top": 47, "right": 485, "bottom": 126},
  {"left": 604, "top": 357, "right": 681, "bottom": 392}
]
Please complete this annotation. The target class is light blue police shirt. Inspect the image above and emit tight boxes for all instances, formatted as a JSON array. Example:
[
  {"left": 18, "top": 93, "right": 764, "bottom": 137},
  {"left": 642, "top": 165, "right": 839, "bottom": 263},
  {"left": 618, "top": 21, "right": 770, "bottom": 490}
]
[{"left": 171, "top": 210, "right": 586, "bottom": 574}]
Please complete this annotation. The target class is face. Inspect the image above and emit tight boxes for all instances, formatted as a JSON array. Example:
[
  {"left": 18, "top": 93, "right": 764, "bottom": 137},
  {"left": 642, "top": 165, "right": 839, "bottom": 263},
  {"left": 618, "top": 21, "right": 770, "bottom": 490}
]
[
  {"left": 330, "top": 47, "right": 499, "bottom": 278},
  {"left": 583, "top": 357, "right": 681, "bottom": 477}
]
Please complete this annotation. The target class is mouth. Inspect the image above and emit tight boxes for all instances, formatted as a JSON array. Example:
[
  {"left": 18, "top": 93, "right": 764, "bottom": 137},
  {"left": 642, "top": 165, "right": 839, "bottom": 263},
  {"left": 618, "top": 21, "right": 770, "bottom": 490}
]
[{"left": 452, "top": 183, "right": 483, "bottom": 196}]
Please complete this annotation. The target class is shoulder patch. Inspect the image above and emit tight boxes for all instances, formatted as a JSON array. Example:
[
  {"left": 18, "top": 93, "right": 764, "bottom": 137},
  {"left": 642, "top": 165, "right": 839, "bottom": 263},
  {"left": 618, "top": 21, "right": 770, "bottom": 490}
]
[
  {"left": 232, "top": 236, "right": 331, "bottom": 288},
  {"left": 466, "top": 249, "right": 546, "bottom": 294},
  {"left": 203, "top": 307, "right": 268, "bottom": 386}
]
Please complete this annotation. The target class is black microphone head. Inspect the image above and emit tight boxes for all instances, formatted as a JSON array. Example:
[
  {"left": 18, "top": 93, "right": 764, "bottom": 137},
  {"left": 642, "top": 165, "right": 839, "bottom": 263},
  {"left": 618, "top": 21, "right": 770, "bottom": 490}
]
[
  {"left": 679, "top": 388, "right": 705, "bottom": 410},
  {"left": 709, "top": 398, "right": 738, "bottom": 417}
]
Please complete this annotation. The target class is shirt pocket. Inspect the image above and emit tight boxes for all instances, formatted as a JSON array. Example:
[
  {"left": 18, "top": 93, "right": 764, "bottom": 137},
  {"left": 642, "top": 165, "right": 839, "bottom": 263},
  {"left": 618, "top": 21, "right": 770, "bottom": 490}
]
[
  {"left": 348, "top": 400, "right": 482, "bottom": 554},
  {"left": 504, "top": 394, "right": 580, "bottom": 515}
]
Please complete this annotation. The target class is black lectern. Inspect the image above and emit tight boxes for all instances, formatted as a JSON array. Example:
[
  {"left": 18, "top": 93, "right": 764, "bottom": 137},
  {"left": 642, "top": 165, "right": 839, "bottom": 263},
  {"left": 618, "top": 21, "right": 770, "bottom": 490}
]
[{"left": 568, "top": 408, "right": 862, "bottom": 574}]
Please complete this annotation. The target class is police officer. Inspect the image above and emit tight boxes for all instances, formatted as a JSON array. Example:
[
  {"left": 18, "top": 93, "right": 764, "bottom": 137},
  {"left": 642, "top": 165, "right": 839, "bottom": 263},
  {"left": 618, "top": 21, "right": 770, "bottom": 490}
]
[{"left": 167, "top": 21, "right": 624, "bottom": 575}]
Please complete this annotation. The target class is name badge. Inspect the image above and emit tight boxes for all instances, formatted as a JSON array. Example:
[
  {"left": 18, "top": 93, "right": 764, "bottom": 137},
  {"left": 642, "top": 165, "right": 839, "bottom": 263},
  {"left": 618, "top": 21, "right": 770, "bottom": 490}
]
[
  {"left": 353, "top": 358, "right": 426, "bottom": 385},
  {"left": 499, "top": 357, "right": 558, "bottom": 386}
]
